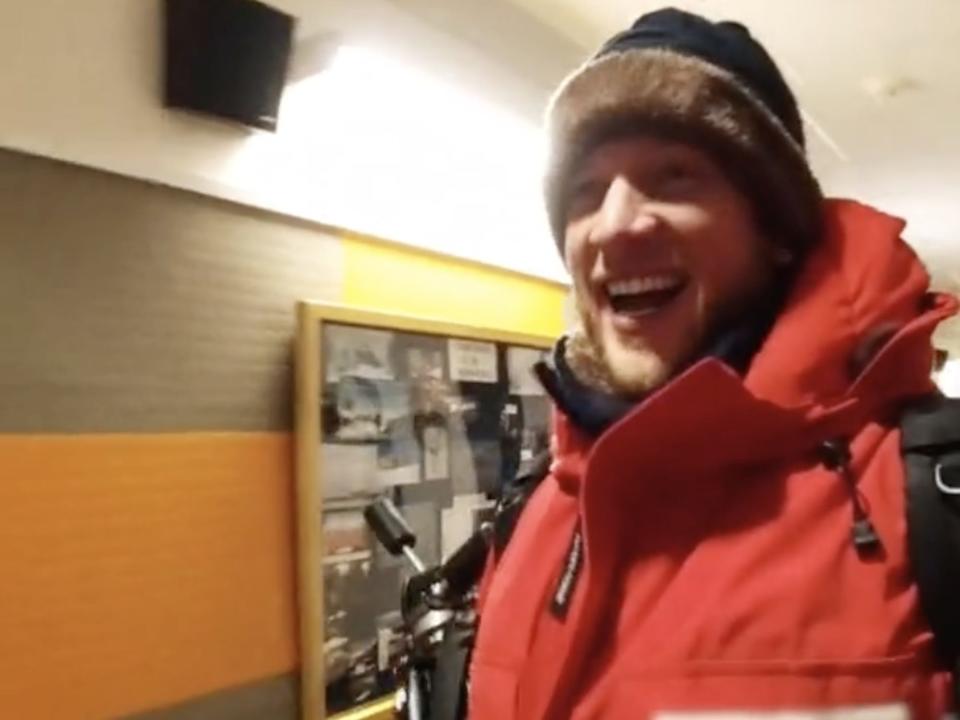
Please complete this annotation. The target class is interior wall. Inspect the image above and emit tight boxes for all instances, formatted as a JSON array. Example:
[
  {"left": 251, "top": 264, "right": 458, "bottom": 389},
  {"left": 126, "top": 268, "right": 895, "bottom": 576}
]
[
  {"left": 0, "top": 0, "right": 577, "bottom": 282},
  {"left": 0, "top": 149, "right": 566, "bottom": 719}
]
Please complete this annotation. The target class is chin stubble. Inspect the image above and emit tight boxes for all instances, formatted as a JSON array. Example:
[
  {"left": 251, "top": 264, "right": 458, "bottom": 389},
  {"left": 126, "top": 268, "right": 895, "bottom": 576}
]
[{"left": 568, "top": 295, "right": 669, "bottom": 397}]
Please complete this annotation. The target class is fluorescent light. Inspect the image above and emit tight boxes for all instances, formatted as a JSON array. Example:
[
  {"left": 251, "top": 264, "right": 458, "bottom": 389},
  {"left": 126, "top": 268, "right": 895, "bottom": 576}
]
[{"left": 223, "top": 45, "right": 565, "bottom": 281}]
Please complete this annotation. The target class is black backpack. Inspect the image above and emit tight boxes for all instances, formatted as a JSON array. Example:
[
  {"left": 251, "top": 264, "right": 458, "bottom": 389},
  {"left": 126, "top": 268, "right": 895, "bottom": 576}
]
[
  {"left": 472, "top": 393, "right": 960, "bottom": 711},
  {"left": 900, "top": 393, "right": 960, "bottom": 706}
]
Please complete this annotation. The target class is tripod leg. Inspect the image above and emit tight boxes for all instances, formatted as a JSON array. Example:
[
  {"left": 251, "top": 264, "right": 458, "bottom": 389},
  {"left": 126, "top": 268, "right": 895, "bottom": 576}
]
[{"left": 406, "top": 667, "right": 426, "bottom": 720}]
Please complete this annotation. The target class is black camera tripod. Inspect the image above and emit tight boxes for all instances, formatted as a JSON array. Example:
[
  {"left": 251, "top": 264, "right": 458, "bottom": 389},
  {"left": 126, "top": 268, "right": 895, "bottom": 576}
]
[{"left": 364, "top": 497, "right": 491, "bottom": 720}]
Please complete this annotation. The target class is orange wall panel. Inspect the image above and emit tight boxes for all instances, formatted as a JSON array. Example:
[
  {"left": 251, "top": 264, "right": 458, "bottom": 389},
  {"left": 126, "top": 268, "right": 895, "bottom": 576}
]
[{"left": 0, "top": 433, "right": 298, "bottom": 719}]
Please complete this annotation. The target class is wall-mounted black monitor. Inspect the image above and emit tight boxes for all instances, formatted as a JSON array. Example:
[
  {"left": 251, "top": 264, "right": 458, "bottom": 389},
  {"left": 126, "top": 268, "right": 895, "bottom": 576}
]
[{"left": 164, "top": 0, "right": 295, "bottom": 132}]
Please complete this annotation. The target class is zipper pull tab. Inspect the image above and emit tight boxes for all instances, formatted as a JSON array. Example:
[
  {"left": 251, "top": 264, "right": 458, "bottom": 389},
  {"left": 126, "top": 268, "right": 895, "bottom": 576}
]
[
  {"left": 819, "top": 440, "right": 882, "bottom": 557},
  {"left": 852, "top": 517, "right": 881, "bottom": 552}
]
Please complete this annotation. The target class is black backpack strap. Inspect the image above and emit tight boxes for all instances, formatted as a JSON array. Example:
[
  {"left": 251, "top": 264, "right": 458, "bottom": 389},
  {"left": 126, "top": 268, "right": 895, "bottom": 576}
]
[
  {"left": 900, "top": 393, "right": 960, "bottom": 706},
  {"left": 436, "top": 452, "right": 553, "bottom": 720},
  {"left": 491, "top": 450, "right": 553, "bottom": 560}
]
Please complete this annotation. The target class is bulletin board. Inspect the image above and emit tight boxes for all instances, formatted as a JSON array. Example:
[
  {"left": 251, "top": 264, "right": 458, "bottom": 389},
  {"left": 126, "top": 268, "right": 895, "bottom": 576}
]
[{"left": 295, "top": 303, "right": 554, "bottom": 720}]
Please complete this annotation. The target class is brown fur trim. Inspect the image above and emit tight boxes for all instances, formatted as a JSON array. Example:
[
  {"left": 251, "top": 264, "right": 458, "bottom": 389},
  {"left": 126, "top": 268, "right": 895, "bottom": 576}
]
[{"left": 544, "top": 49, "right": 822, "bottom": 254}]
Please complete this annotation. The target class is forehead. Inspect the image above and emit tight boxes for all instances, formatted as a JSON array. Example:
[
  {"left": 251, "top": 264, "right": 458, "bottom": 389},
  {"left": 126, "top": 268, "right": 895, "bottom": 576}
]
[{"left": 572, "top": 133, "right": 709, "bottom": 176}]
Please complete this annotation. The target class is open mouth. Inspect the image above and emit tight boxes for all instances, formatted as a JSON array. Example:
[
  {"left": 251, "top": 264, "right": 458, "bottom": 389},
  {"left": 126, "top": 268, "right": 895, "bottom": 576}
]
[{"left": 605, "top": 273, "right": 689, "bottom": 317}]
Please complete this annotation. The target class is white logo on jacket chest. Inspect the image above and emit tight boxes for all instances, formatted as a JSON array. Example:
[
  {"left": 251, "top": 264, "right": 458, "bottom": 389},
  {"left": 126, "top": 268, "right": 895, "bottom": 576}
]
[{"left": 656, "top": 704, "right": 909, "bottom": 720}]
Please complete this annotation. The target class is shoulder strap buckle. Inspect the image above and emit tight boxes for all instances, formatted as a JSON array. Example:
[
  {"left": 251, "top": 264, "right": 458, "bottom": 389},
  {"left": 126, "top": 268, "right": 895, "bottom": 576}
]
[{"left": 934, "top": 463, "right": 960, "bottom": 496}]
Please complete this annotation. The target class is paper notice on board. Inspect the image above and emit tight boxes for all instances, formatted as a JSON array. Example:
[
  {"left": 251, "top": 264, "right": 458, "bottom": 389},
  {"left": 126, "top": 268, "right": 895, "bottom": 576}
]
[
  {"left": 448, "top": 339, "right": 498, "bottom": 383},
  {"left": 507, "top": 346, "right": 549, "bottom": 396},
  {"left": 441, "top": 493, "right": 495, "bottom": 559}
]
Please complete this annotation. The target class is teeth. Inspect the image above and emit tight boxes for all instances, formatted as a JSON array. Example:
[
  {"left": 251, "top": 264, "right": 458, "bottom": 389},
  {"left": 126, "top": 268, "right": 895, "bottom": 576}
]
[{"left": 607, "top": 275, "right": 682, "bottom": 297}]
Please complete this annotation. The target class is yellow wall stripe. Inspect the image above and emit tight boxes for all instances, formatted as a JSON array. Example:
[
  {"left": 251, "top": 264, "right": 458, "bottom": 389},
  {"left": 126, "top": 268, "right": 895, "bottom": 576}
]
[{"left": 342, "top": 233, "right": 567, "bottom": 338}]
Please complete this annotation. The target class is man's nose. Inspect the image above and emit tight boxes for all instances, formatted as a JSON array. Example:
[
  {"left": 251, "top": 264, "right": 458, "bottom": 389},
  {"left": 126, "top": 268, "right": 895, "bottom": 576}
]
[{"left": 588, "top": 175, "right": 660, "bottom": 248}]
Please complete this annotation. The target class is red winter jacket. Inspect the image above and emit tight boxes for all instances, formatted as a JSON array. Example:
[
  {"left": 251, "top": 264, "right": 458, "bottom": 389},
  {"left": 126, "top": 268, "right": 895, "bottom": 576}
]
[{"left": 469, "top": 200, "right": 957, "bottom": 720}]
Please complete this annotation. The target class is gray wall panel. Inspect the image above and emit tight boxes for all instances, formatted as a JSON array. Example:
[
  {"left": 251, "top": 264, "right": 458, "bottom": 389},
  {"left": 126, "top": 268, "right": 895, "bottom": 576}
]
[{"left": 0, "top": 149, "right": 343, "bottom": 432}]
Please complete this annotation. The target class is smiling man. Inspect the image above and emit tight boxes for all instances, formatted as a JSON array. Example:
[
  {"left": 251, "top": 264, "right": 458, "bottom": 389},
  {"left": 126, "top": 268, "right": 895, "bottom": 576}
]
[
  {"left": 563, "top": 134, "right": 784, "bottom": 396},
  {"left": 468, "top": 8, "right": 957, "bottom": 720}
]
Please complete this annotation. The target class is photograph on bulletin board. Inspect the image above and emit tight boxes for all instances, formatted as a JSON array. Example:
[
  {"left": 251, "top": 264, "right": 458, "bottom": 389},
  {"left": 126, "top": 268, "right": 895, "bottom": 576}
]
[{"left": 295, "top": 304, "right": 553, "bottom": 720}]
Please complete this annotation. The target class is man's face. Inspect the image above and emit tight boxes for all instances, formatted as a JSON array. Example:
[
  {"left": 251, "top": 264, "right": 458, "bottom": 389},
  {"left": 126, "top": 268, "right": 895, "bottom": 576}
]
[{"left": 564, "top": 135, "right": 776, "bottom": 395}]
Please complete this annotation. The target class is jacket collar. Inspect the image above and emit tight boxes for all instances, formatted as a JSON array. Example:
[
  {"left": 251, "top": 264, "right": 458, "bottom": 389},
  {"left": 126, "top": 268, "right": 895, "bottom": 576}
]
[{"left": 538, "top": 284, "right": 784, "bottom": 439}]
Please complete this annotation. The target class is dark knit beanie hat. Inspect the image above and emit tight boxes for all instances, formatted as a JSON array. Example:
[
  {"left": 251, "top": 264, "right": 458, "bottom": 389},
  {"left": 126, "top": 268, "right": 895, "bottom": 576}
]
[{"left": 544, "top": 8, "right": 823, "bottom": 256}]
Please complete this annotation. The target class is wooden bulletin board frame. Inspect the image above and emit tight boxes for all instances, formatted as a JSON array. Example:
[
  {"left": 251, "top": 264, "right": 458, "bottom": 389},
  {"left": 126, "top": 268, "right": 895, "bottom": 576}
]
[{"left": 295, "top": 302, "right": 553, "bottom": 720}]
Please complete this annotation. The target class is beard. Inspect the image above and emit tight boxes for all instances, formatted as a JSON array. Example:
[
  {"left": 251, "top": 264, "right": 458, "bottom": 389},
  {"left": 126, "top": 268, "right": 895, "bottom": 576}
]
[
  {"left": 567, "top": 297, "right": 672, "bottom": 398},
  {"left": 568, "top": 274, "right": 777, "bottom": 398}
]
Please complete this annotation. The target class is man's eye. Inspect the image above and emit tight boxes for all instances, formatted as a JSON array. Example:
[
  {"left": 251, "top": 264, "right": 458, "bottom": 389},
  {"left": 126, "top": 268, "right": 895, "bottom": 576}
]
[
  {"left": 567, "top": 179, "right": 606, "bottom": 214},
  {"left": 656, "top": 163, "right": 701, "bottom": 193}
]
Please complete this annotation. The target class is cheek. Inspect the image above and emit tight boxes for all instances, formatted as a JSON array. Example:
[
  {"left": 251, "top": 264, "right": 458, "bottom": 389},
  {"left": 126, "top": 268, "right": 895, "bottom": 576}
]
[
  {"left": 700, "top": 254, "right": 750, "bottom": 299},
  {"left": 564, "top": 235, "right": 594, "bottom": 290},
  {"left": 685, "top": 211, "right": 767, "bottom": 299}
]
